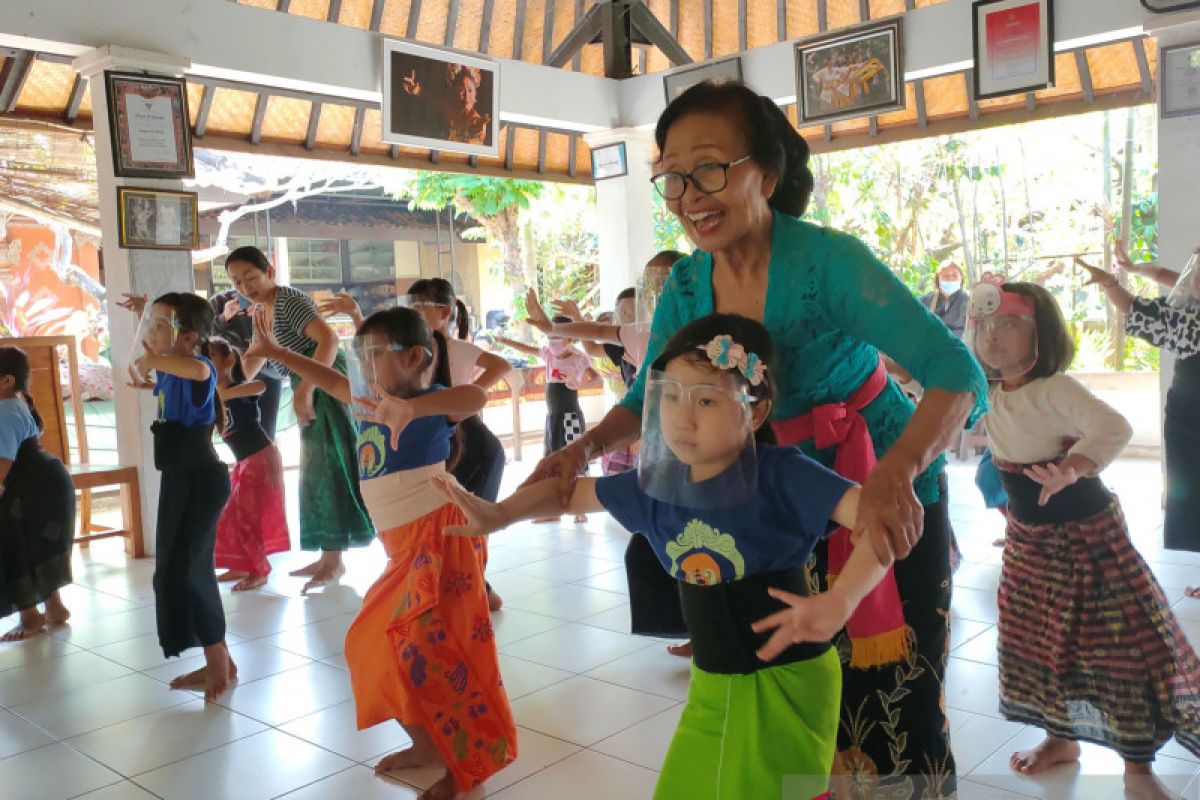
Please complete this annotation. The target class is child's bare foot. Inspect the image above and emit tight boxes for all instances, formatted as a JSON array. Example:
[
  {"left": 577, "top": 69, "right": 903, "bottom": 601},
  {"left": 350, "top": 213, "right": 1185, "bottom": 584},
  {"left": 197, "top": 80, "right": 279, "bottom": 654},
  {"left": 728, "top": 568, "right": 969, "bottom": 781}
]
[
  {"left": 1, "top": 608, "right": 46, "bottom": 642},
  {"left": 289, "top": 560, "right": 322, "bottom": 577},
  {"left": 533, "top": 516, "right": 560, "bottom": 524},
  {"left": 666, "top": 640, "right": 693, "bottom": 658},
  {"left": 43, "top": 592, "right": 70, "bottom": 626},
  {"left": 1185, "top": 586, "right": 1200, "bottom": 600},
  {"left": 486, "top": 584, "right": 503, "bottom": 613},
  {"left": 170, "top": 642, "right": 238, "bottom": 702},
  {"left": 217, "top": 570, "right": 249, "bottom": 583},
  {"left": 420, "top": 770, "right": 458, "bottom": 800},
  {"left": 1124, "top": 763, "right": 1181, "bottom": 800},
  {"left": 300, "top": 552, "right": 346, "bottom": 595},
  {"left": 573, "top": 514, "right": 588, "bottom": 524},
  {"left": 1010, "top": 736, "right": 1080, "bottom": 775},
  {"left": 233, "top": 574, "right": 269, "bottom": 592},
  {"left": 375, "top": 726, "right": 442, "bottom": 773}
]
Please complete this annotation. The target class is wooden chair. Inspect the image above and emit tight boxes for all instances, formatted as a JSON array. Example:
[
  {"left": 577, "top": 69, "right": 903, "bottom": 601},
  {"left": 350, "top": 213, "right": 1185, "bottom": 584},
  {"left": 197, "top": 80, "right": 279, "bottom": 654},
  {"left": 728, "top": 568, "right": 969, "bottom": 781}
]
[{"left": 6, "top": 336, "right": 144, "bottom": 558}]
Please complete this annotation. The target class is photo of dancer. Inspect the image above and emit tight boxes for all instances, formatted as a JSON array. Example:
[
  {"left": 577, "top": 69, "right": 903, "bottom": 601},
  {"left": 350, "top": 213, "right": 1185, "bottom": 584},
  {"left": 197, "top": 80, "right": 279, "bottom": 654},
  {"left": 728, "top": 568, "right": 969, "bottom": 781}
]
[
  {"left": 796, "top": 19, "right": 904, "bottom": 125},
  {"left": 382, "top": 40, "right": 499, "bottom": 156}
]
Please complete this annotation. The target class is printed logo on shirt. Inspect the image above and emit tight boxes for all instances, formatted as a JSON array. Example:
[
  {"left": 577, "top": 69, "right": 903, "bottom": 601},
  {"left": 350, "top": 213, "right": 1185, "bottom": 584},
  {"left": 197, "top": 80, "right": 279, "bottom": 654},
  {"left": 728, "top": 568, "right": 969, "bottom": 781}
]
[
  {"left": 358, "top": 425, "right": 387, "bottom": 479},
  {"left": 665, "top": 520, "right": 747, "bottom": 584}
]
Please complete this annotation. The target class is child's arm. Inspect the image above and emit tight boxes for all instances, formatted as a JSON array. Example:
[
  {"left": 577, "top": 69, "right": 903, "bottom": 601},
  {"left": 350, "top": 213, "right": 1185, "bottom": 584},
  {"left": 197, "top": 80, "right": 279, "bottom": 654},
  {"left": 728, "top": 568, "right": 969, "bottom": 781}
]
[
  {"left": 245, "top": 306, "right": 352, "bottom": 404},
  {"left": 0, "top": 457, "right": 11, "bottom": 495},
  {"left": 216, "top": 380, "right": 267, "bottom": 401},
  {"left": 471, "top": 350, "right": 512, "bottom": 392},
  {"left": 550, "top": 320, "right": 624, "bottom": 346},
  {"left": 433, "top": 475, "right": 604, "bottom": 536},
  {"left": 353, "top": 384, "right": 487, "bottom": 449},
  {"left": 134, "top": 343, "right": 211, "bottom": 382},
  {"left": 494, "top": 336, "right": 542, "bottom": 358}
]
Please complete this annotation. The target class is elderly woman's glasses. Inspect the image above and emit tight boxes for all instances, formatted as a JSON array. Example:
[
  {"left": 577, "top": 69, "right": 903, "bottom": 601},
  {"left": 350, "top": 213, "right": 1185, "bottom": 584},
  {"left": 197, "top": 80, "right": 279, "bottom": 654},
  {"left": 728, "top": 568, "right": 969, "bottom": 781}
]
[{"left": 650, "top": 156, "right": 752, "bottom": 200}]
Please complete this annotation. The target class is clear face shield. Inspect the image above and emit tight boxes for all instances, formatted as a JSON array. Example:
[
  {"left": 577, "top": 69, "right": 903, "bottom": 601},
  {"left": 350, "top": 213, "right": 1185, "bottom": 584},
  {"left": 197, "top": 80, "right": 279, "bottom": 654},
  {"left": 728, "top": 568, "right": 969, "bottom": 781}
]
[
  {"left": 128, "top": 305, "right": 179, "bottom": 385},
  {"left": 634, "top": 265, "right": 671, "bottom": 329},
  {"left": 398, "top": 294, "right": 452, "bottom": 333},
  {"left": 1166, "top": 249, "right": 1200, "bottom": 311},
  {"left": 638, "top": 366, "right": 759, "bottom": 508},
  {"left": 966, "top": 283, "right": 1038, "bottom": 381},
  {"left": 345, "top": 334, "right": 431, "bottom": 412}
]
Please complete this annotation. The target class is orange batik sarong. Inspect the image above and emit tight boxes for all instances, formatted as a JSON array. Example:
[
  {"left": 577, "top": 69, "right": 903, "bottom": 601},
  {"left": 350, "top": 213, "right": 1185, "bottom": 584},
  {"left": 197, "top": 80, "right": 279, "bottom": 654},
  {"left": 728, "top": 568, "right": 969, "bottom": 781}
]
[{"left": 344, "top": 492, "right": 517, "bottom": 792}]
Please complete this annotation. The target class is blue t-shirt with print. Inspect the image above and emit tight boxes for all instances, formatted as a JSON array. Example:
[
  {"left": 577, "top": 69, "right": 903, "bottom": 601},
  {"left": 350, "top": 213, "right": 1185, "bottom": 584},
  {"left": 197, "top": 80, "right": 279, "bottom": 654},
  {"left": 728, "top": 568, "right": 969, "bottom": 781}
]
[
  {"left": 0, "top": 397, "right": 39, "bottom": 460},
  {"left": 154, "top": 356, "right": 216, "bottom": 427},
  {"left": 595, "top": 445, "right": 854, "bottom": 585},
  {"left": 357, "top": 385, "right": 454, "bottom": 481}
]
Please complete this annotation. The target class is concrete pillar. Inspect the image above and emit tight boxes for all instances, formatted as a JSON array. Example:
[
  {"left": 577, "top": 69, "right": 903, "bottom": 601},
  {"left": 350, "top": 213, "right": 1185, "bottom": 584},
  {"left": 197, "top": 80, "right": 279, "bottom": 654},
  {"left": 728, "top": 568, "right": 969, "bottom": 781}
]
[
  {"left": 73, "top": 46, "right": 195, "bottom": 557},
  {"left": 584, "top": 128, "right": 658, "bottom": 311}
]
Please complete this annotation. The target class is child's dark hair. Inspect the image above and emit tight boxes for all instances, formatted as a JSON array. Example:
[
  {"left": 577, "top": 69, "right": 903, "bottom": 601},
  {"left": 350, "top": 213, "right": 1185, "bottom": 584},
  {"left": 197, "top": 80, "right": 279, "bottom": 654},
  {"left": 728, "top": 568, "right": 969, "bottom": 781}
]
[
  {"left": 409, "top": 278, "right": 469, "bottom": 340},
  {"left": 153, "top": 292, "right": 215, "bottom": 356},
  {"left": 616, "top": 287, "right": 636, "bottom": 303},
  {"left": 357, "top": 306, "right": 462, "bottom": 468},
  {"left": 0, "top": 345, "right": 43, "bottom": 432},
  {"left": 655, "top": 82, "right": 814, "bottom": 218},
  {"left": 225, "top": 245, "right": 272, "bottom": 273},
  {"left": 650, "top": 313, "right": 777, "bottom": 444},
  {"left": 207, "top": 337, "right": 245, "bottom": 431},
  {"left": 1001, "top": 283, "right": 1075, "bottom": 378}
]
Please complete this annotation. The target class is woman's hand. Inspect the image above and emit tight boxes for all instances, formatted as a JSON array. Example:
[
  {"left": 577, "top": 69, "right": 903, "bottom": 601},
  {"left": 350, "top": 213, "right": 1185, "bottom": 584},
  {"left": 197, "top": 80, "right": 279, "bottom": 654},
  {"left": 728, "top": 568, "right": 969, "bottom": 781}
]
[
  {"left": 1075, "top": 257, "right": 1117, "bottom": 288},
  {"left": 433, "top": 475, "right": 508, "bottom": 536},
  {"left": 1023, "top": 461, "right": 1082, "bottom": 506},
  {"left": 1113, "top": 238, "right": 1140, "bottom": 276},
  {"left": 317, "top": 292, "right": 361, "bottom": 320},
  {"left": 245, "top": 306, "right": 282, "bottom": 362},
  {"left": 524, "top": 288, "right": 553, "bottom": 333},
  {"left": 353, "top": 383, "right": 414, "bottom": 449},
  {"left": 221, "top": 300, "right": 244, "bottom": 322},
  {"left": 751, "top": 587, "right": 853, "bottom": 662},
  {"left": 554, "top": 298, "right": 585, "bottom": 321},
  {"left": 117, "top": 293, "right": 148, "bottom": 318},
  {"left": 857, "top": 453, "right": 924, "bottom": 561},
  {"left": 293, "top": 384, "right": 316, "bottom": 427},
  {"left": 521, "top": 440, "right": 591, "bottom": 505}
]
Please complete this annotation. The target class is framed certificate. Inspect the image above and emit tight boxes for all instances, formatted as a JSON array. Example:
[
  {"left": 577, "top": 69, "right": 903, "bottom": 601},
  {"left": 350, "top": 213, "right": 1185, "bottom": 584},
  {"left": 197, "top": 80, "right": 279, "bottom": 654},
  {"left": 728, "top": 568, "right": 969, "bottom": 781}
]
[
  {"left": 590, "top": 142, "right": 628, "bottom": 180},
  {"left": 972, "top": 0, "right": 1055, "bottom": 101},
  {"left": 105, "top": 72, "right": 195, "bottom": 179},
  {"left": 1161, "top": 42, "right": 1200, "bottom": 119},
  {"left": 117, "top": 187, "right": 199, "bottom": 251}
]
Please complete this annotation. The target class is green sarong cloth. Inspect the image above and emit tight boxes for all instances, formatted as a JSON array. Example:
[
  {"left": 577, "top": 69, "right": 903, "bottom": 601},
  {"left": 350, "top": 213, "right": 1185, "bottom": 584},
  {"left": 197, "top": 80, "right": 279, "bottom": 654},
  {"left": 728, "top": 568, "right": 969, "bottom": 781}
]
[
  {"left": 291, "top": 355, "right": 374, "bottom": 551},
  {"left": 655, "top": 648, "right": 840, "bottom": 800}
]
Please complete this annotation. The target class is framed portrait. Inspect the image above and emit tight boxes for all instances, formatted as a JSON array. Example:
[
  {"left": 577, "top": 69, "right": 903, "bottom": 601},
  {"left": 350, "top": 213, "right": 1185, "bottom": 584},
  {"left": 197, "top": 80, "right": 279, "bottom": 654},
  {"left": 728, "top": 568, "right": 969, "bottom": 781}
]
[
  {"left": 1161, "top": 42, "right": 1200, "bottom": 119},
  {"left": 381, "top": 39, "right": 500, "bottom": 157},
  {"left": 972, "top": 0, "right": 1055, "bottom": 101},
  {"left": 117, "top": 187, "right": 199, "bottom": 251},
  {"left": 104, "top": 72, "right": 194, "bottom": 179},
  {"left": 591, "top": 142, "right": 628, "bottom": 181},
  {"left": 663, "top": 57, "right": 743, "bottom": 103},
  {"left": 795, "top": 18, "right": 905, "bottom": 126}
]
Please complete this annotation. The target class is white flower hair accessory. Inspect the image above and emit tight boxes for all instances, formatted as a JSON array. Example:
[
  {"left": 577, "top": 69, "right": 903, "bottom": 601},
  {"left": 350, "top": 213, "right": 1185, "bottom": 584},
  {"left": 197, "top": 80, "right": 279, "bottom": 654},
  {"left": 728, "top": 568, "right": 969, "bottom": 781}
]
[{"left": 698, "top": 335, "right": 766, "bottom": 387}]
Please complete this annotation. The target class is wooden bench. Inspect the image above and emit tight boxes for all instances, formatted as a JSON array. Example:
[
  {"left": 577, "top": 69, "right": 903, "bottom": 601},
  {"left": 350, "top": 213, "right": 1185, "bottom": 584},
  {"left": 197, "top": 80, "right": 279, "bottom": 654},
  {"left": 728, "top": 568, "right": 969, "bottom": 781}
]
[{"left": 7, "top": 335, "right": 145, "bottom": 558}]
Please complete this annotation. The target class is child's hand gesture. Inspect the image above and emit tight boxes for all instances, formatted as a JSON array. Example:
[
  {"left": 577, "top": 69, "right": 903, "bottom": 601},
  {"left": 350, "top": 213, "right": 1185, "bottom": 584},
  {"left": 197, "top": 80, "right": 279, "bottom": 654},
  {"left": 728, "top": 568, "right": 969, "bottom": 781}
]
[
  {"left": 117, "top": 293, "right": 148, "bottom": 317},
  {"left": 524, "top": 289, "right": 552, "bottom": 333},
  {"left": 244, "top": 305, "right": 282, "bottom": 361},
  {"left": 317, "top": 291, "right": 360, "bottom": 319},
  {"left": 432, "top": 475, "right": 507, "bottom": 536},
  {"left": 353, "top": 383, "right": 414, "bottom": 449},
  {"left": 1075, "top": 257, "right": 1117, "bottom": 289},
  {"left": 127, "top": 341, "right": 158, "bottom": 389},
  {"left": 554, "top": 298, "right": 584, "bottom": 321},
  {"left": 1023, "top": 462, "right": 1081, "bottom": 506},
  {"left": 751, "top": 588, "right": 852, "bottom": 662}
]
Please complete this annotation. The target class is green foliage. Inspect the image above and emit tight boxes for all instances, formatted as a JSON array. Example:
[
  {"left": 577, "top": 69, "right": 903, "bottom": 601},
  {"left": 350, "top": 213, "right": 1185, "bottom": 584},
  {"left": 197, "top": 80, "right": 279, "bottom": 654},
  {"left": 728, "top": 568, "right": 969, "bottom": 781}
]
[
  {"left": 402, "top": 173, "right": 543, "bottom": 214},
  {"left": 652, "top": 191, "right": 690, "bottom": 253}
]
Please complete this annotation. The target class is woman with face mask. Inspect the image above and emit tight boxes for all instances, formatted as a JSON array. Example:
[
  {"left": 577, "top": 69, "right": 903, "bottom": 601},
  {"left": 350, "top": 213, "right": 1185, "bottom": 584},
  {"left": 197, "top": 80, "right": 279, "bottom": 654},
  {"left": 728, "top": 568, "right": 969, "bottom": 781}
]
[{"left": 920, "top": 262, "right": 969, "bottom": 338}]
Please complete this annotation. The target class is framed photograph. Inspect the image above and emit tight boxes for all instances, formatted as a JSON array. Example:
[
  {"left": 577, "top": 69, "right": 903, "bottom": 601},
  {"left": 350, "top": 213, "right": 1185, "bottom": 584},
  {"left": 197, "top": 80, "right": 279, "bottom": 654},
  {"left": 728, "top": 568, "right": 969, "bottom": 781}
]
[
  {"left": 1141, "top": 0, "right": 1200, "bottom": 12},
  {"left": 591, "top": 142, "right": 628, "bottom": 181},
  {"left": 971, "top": 0, "right": 1055, "bottom": 101},
  {"left": 381, "top": 39, "right": 499, "bottom": 157},
  {"left": 117, "top": 187, "right": 199, "bottom": 251},
  {"left": 104, "top": 72, "right": 194, "bottom": 179},
  {"left": 663, "top": 57, "right": 743, "bottom": 102},
  {"left": 795, "top": 18, "right": 905, "bottom": 126},
  {"left": 1161, "top": 42, "right": 1200, "bottom": 119}
]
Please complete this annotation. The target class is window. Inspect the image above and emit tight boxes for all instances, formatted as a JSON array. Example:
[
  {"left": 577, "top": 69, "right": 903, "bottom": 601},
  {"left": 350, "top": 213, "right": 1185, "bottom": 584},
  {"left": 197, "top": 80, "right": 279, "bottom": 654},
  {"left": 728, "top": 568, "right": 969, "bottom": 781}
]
[
  {"left": 287, "top": 238, "right": 343, "bottom": 284},
  {"left": 348, "top": 240, "right": 396, "bottom": 283}
]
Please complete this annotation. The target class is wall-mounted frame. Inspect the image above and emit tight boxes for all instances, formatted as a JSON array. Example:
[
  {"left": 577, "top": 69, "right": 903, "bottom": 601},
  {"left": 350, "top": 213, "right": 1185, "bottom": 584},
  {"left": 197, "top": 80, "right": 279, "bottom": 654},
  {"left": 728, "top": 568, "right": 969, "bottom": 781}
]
[
  {"left": 971, "top": 0, "right": 1055, "bottom": 101},
  {"left": 381, "top": 39, "right": 500, "bottom": 157},
  {"left": 1141, "top": 0, "right": 1200, "bottom": 12},
  {"left": 117, "top": 187, "right": 199, "bottom": 251},
  {"left": 1161, "top": 41, "right": 1200, "bottom": 119},
  {"left": 104, "top": 72, "right": 194, "bottom": 179},
  {"left": 795, "top": 17, "right": 905, "bottom": 126},
  {"left": 591, "top": 142, "right": 628, "bottom": 181},
  {"left": 663, "top": 57, "right": 744, "bottom": 103}
]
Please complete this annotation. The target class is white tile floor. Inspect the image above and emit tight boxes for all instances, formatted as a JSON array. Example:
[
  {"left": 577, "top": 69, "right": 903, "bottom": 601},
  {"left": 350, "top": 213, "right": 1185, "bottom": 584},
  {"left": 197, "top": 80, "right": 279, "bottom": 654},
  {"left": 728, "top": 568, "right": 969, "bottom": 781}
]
[{"left": 4, "top": 456, "right": 1200, "bottom": 799}]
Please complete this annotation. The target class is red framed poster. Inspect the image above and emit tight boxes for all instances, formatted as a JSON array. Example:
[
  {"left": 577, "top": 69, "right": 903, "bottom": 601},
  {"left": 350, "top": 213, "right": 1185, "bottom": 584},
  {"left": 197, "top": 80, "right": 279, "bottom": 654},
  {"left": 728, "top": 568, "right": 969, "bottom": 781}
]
[
  {"left": 972, "top": 0, "right": 1055, "bottom": 101},
  {"left": 104, "top": 71, "right": 195, "bottom": 179}
]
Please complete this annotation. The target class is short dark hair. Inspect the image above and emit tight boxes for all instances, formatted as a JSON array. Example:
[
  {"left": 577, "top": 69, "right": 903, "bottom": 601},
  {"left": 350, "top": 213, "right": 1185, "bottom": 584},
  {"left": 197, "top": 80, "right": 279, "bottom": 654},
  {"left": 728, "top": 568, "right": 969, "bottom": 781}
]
[
  {"left": 655, "top": 81, "right": 815, "bottom": 218},
  {"left": 154, "top": 292, "right": 214, "bottom": 342},
  {"left": 1003, "top": 283, "right": 1075, "bottom": 379},
  {"left": 225, "top": 245, "right": 271, "bottom": 273},
  {"left": 616, "top": 288, "right": 637, "bottom": 303}
]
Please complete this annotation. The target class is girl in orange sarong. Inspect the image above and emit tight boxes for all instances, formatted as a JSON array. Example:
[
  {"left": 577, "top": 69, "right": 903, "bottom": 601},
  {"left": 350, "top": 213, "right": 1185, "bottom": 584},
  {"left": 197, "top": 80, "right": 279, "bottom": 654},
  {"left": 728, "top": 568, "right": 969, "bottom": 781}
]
[{"left": 246, "top": 305, "right": 516, "bottom": 800}]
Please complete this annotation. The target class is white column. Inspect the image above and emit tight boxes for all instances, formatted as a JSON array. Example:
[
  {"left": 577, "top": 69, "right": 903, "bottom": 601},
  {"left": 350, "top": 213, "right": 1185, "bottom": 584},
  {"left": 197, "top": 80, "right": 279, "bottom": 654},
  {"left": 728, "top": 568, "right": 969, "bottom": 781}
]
[
  {"left": 73, "top": 46, "right": 193, "bottom": 557},
  {"left": 584, "top": 128, "right": 658, "bottom": 310}
]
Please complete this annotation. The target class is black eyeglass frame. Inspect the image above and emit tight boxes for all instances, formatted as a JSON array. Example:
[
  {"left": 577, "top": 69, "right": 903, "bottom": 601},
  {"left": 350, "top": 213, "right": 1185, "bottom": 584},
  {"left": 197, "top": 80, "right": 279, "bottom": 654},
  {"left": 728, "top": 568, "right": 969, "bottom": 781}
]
[{"left": 650, "top": 155, "right": 754, "bottom": 200}]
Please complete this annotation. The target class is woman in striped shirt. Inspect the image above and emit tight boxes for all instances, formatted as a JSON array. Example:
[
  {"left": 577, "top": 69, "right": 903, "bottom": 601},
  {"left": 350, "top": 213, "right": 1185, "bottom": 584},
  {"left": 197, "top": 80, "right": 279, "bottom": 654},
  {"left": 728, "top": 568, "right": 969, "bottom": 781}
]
[{"left": 227, "top": 246, "right": 374, "bottom": 592}]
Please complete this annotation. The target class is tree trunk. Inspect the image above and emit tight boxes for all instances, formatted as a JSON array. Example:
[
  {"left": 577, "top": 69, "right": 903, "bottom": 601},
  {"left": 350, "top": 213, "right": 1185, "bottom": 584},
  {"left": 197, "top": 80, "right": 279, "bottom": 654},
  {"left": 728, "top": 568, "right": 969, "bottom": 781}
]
[
  {"left": 951, "top": 171, "right": 975, "bottom": 280},
  {"left": 1114, "top": 108, "right": 1136, "bottom": 372},
  {"left": 1101, "top": 111, "right": 1120, "bottom": 370},
  {"left": 455, "top": 194, "right": 527, "bottom": 292}
]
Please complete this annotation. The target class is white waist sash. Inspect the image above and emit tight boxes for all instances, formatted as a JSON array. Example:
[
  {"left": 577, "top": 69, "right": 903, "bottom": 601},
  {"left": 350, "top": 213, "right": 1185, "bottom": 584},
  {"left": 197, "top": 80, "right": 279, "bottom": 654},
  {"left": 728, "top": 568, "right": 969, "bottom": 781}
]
[{"left": 360, "top": 462, "right": 456, "bottom": 532}]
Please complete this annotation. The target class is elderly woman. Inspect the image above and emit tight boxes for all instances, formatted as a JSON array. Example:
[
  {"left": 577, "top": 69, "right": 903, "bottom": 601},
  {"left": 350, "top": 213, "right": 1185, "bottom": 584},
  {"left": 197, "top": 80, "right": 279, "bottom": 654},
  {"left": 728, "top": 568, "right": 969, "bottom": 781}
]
[
  {"left": 529, "top": 81, "right": 985, "bottom": 798},
  {"left": 1079, "top": 240, "right": 1200, "bottom": 596},
  {"left": 921, "top": 261, "right": 969, "bottom": 338}
]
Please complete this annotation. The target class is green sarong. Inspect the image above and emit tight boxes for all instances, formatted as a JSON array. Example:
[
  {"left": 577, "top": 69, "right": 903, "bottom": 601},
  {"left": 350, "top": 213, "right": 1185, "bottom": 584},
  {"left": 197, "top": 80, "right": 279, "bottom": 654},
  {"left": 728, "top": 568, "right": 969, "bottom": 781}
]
[
  {"left": 655, "top": 648, "right": 840, "bottom": 800},
  {"left": 292, "top": 355, "right": 374, "bottom": 551}
]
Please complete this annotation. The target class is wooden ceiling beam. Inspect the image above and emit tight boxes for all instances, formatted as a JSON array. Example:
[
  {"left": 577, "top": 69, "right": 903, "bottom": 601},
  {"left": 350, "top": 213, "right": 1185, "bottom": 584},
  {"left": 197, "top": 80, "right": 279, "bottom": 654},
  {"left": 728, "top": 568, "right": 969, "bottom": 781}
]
[
  {"left": 0, "top": 50, "right": 34, "bottom": 113},
  {"left": 568, "top": 132, "right": 578, "bottom": 178},
  {"left": 776, "top": 0, "right": 785, "bottom": 41},
  {"left": 276, "top": 0, "right": 290, "bottom": 11},
  {"left": 572, "top": 0, "right": 583, "bottom": 71},
  {"left": 479, "top": 0, "right": 494, "bottom": 52},
  {"left": 738, "top": 0, "right": 747, "bottom": 52},
  {"left": 194, "top": 84, "right": 215, "bottom": 138},
  {"left": 1075, "top": 49, "right": 1095, "bottom": 103},
  {"left": 350, "top": 106, "right": 365, "bottom": 155},
  {"left": 327, "top": 0, "right": 342, "bottom": 23},
  {"left": 369, "top": 0, "right": 386, "bottom": 31},
  {"left": 445, "top": 0, "right": 460, "bottom": 46},
  {"left": 629, "top": 3, "right": 692, "bottom": 66},
  {"left": 406, "top": 0, "right": 422, "bottom": 38},
  {"left": 250, "top": 92, "right": 269, "bottom": 145},
  {"left": 64, "top": 74, "right": 87, "bottom": 124},
  {"left": 536, "top": 129, "right": 547, "bottom": 173},
  {"left": 504, "top": 123, "right": 515, "bottom": 171},
  {"left": 542, "top": 0, "right": 556, "bottom": 63},
  {"left": 1133, "top": 37, "right": 1153, "bottom": 96},
  {"left": 817, "top": 0, "right": 828, "bottom": 32},
  {"left": 513, "top": 0, "right": 528, "bottom": 61},
  {"left": 860, "top": 0, "right": 870, "bottom": 21},
  {"left": 703, "top": 0, "right": 713, "bottom": 59},
  {"left": 965, "top": 71, "right": 980, "bottom": 120},
  {"left": 914, "top": 79, "right": 927, "bottom": 128},
  {"left": 306, "top": 100, "right": 323, "bottom": 149}
]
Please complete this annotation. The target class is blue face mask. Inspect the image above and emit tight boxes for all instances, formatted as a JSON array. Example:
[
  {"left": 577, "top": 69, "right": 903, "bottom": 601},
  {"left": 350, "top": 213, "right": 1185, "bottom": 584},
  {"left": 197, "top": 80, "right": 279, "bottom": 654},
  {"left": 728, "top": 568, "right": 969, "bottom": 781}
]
[{"left": 939, "top": 280, "right": 962, "bottom": 295}]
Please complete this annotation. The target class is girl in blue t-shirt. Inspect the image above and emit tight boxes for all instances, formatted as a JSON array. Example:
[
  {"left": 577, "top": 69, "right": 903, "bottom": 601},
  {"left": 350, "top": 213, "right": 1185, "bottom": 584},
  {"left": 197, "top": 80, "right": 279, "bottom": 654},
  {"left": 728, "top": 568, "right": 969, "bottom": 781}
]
[
  {"left": 0, "top": 345, "right": 75, "bottom": 642},
  {"left": 437, "top": 313, "right": 894, "bottom": 800},
  {"left": 122, "top": 293, "right": 234, "bottom": 702},
  {"left": 244, "top": 305, "right": 517, "bottom": 800}
]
